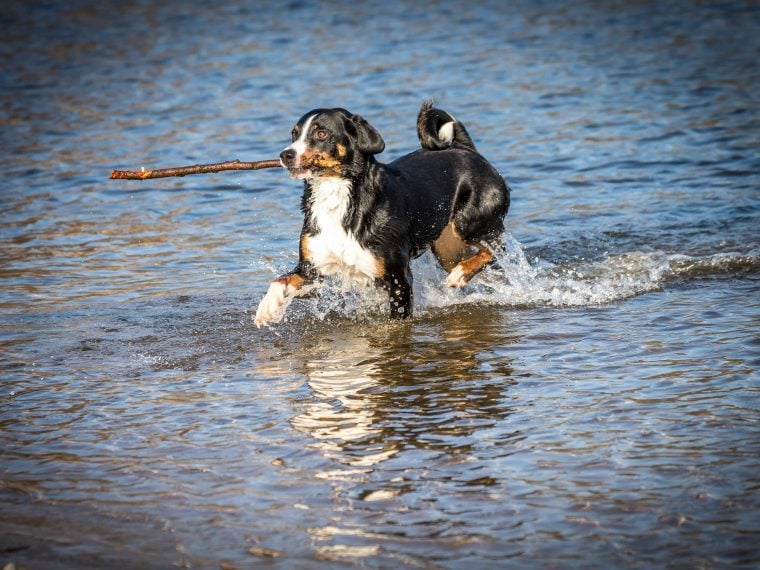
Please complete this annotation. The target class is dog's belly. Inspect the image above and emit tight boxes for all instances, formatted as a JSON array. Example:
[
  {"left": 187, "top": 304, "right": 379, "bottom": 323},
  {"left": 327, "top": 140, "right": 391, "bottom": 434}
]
[{"left": 306, "top": 231, "right": 381, "bottom": 286}]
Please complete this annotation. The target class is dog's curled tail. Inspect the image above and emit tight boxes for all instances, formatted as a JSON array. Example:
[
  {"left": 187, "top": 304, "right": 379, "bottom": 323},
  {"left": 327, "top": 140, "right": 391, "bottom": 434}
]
[{"left": 416, "top": 100, "right": 476, "bottom": 152}]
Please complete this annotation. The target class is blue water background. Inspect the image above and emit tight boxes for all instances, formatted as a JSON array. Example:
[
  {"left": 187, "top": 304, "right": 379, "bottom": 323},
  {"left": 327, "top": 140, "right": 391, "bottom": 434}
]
[{"left": 1, "top": 1, "right": 759, "bottom": 568}]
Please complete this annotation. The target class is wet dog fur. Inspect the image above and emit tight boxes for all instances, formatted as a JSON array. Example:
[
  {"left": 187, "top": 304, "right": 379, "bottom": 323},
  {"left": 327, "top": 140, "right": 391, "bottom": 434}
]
[{"left": 254, "top": 101, "right": 510, "bottom": 326}]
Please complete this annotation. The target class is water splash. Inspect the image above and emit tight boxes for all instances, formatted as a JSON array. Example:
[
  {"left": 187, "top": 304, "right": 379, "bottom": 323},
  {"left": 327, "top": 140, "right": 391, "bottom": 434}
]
[
  {"left": 417, "top": 234, "right": 759, "bottom": 313},
  {"left": 281, "top": 234, "right": 759, "bottom": 321}
]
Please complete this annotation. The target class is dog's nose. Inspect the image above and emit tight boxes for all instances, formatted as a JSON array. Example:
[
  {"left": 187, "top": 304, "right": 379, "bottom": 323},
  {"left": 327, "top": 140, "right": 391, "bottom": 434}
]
[{"left": 280, "top": 148, "right": 297, "bottom": 166}]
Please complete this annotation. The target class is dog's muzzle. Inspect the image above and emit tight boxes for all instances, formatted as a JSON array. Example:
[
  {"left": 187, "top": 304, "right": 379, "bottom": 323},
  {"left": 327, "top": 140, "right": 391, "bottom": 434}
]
[{"left": 280, "top": 146, "right": 312, "bottom": 179}]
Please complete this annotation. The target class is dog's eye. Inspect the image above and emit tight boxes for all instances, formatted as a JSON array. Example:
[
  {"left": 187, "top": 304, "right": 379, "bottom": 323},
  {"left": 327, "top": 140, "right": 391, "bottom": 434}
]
[
  {"left": 314, "top": 129, "right": 329, "bottom": 141},
  {"left": 291, "top": 128, "right": 299, "bottom": 141}
]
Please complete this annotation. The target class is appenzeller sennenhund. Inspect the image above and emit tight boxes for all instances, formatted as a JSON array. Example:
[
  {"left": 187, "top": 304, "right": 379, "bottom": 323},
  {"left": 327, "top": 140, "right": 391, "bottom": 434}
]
[{"left": 254, "top": 101, "right": 510, "bottom": 326}]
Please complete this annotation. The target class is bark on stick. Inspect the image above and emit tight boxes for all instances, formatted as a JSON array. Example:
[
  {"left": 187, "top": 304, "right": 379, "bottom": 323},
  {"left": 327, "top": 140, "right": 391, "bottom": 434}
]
[{"left": 109, "top": 159, "right": 282, "bottom": 180}]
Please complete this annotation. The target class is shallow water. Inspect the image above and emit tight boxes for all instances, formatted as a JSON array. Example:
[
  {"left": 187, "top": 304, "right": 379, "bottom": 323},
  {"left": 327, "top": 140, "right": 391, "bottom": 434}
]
[{"left": 1, "top": 0, "right": 759, "bottom": 568}]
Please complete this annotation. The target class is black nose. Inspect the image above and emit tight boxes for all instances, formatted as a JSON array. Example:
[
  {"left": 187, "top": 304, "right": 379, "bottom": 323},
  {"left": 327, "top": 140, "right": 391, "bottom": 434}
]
[{"left": 280, "top": 148, "right": 296, "bottom": 166}]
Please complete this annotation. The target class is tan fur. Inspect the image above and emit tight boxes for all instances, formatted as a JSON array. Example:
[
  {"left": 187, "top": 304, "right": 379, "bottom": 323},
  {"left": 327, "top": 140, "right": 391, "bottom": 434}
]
[
  {"left": 432, "top": 223, "right": 471, "bottom": 272},
  {"left": 276, "top": 272, "right": 305, "bottom": 290},
  {"left": 374, "top": 257, "right": 386, "bottom": 279},
  {"left": 300, "top": 234, "right": 312, "bottom": 262},
  {"left": 302, "top": 149, "right": 342, "bottom": 174},
  {"left": 451, "top": 243, "right": 495, "bottom": 283}
]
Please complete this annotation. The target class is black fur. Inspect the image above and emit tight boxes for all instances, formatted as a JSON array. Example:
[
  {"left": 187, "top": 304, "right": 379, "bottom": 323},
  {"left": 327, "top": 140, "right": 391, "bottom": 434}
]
[
  {"left": 256, "top": 102, "right": 510, "bottom": 325},
  {"left": 417, "top": 99, "right": 476, "bottom": 151}
]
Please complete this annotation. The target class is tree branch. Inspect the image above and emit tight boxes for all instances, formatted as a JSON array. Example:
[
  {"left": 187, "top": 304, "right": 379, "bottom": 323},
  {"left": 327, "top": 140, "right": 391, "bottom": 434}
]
[{"left": 109, "top": 159, "right": 282, "bottom": 180}]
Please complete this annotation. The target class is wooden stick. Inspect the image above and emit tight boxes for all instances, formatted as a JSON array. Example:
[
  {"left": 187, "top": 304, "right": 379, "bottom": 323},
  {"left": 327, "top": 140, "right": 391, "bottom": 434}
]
[{"left": 109, "top": 159, "right": 282, "bottom": 180}]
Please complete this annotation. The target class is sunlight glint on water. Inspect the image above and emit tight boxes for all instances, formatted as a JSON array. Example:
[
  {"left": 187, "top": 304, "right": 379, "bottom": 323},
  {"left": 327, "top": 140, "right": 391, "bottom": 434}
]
[{"left": 0, "top": 1, "right": 758, "bottom": 568}]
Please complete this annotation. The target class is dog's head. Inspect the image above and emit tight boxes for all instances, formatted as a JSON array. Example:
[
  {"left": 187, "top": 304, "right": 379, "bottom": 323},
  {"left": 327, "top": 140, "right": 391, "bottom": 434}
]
[{"left": 279, "top": 108, "right": 385, "bottom": 180}]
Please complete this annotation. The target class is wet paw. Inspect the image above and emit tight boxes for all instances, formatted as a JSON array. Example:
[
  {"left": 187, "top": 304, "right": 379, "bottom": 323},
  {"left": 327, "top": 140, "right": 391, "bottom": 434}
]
[
  {"left": 254, "top": 282, "right": 293, "bottom": 327},
  {"left": 445, "top": 265, "right": 468, "bottom": 288}
]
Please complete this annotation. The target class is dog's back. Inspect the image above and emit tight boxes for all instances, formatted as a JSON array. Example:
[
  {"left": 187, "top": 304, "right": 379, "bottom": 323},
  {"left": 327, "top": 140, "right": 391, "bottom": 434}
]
[
  {"left": 416, "top": 100, "right": 476, "bottom": 152},
  {"left": 385, "top": 102, "right": 509, "bottom": 257}
]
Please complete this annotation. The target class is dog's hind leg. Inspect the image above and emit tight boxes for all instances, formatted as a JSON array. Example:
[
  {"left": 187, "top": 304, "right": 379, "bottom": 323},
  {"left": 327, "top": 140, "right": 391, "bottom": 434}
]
[
  {"left": 445, "top": 241, "right": 497, "bottom": 288},
  {"left": 432, "top": 222, "right": 470, "bottom": 272},
  {"left": 433, "top": 222, "right": 498, "bottom": 287}
]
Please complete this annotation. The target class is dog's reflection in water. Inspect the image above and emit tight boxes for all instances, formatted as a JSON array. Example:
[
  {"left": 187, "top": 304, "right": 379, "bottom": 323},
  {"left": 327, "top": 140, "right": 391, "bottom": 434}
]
[
  {"left": 290, "top": 329, "right": 392, "bottom": 468},
  {"left": 285, "top": 311, "right": 517, "bottom": 470}
]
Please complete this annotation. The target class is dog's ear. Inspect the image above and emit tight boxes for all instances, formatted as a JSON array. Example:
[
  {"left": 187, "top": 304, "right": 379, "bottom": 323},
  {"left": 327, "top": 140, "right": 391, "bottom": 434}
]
[{"left": 350, "top": 114, "right": 385, "bottom": 155}]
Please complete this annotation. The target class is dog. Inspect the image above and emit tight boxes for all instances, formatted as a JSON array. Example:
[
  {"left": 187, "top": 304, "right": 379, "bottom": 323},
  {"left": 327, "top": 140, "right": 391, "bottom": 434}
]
[{"left": 254, "top": 101, "right": 510, "bottom": 327}]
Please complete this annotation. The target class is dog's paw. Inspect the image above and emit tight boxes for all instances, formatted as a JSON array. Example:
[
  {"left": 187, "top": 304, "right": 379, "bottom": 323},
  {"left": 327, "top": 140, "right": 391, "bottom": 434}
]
[
  {"left": 445, "top": 265, "right": 469, "bottom": 288},
  {"left": 254, "top": 281, "right": 294, "bottom": 327}
]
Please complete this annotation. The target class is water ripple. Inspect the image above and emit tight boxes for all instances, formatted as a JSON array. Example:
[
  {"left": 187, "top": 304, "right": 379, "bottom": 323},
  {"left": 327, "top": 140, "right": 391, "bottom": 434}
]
[{"left": 1, "top": 0, "right": 759, "bottom": 568}]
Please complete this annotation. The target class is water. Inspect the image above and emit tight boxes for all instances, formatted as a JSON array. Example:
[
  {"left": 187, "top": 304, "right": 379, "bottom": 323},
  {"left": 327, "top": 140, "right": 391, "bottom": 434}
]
[{"left": 1, "top": 0, "right": 759, "bottom": 568}]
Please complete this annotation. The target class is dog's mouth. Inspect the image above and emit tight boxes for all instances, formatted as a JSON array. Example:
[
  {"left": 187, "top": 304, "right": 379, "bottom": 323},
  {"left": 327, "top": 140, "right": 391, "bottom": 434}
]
[
  {"left": 282, "top": 148, "right": 344, "bottom": 181},
  {"left": 286, "top": 166, "right": 314, "bottom": 180},
  {"left": 287, "top": 163, "right": 344, "bottom": 180}
]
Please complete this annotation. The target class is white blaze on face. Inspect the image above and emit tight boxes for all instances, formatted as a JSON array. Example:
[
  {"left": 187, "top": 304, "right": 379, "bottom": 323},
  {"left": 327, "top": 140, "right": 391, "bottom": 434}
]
[{"left": 281, "top": 113, "right": 316, "bottom": 168}]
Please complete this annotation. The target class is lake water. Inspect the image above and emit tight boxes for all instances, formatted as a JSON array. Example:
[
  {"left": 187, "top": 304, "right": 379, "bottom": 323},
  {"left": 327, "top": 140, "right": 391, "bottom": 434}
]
[{"left": 1, "top": 1, "right": 759, "bottom": 568}]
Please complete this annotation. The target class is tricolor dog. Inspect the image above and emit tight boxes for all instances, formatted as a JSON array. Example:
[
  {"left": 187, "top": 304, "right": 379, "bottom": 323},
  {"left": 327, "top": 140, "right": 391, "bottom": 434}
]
[{"left": 254, "top": 101, "right": 510, "bottom": 326}]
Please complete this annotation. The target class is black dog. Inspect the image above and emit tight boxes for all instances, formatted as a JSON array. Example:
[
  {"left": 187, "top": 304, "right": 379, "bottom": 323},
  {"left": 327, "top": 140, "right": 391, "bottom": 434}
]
[{"left": 254, "top": 101, "right": 510, "bottom": 326}]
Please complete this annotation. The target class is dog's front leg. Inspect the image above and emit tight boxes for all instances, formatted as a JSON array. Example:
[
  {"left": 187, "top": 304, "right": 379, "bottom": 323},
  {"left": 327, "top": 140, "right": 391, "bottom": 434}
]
[
  {"left": 254, "top": 268, "right": 316, "bottom": 327},
  {"left": 383, "top": 265, "right": 413, "bottom": 319}
]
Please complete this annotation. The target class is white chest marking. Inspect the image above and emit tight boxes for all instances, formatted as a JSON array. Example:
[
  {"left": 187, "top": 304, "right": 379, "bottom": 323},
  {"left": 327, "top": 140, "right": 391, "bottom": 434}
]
[{"left": 307, "top": 178, "right": 380, "bottom": 285}]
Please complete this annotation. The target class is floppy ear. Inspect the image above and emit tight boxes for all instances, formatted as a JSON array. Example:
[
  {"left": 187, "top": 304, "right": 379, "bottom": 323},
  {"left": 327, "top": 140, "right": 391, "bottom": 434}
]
[{"left": 350, "top": 114, "right": 385, "bottom": 155}]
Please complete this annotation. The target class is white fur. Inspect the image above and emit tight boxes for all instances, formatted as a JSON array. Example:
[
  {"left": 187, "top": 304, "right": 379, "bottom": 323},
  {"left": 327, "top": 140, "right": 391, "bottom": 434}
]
[
  {"left": 438, "top": 121, "right": 455, "bottom": 145},
  {"left": 307, "top": 178, "right": 380, "bottom": 286},
  {"left": 445, "top": 264, "right": 468, "bottom": 288},
  {"left": 254, "top": 281, "right": 295, "bottom": 327},
  {"left": 281, "top": 114, "right": 316, "bottom": 167}
]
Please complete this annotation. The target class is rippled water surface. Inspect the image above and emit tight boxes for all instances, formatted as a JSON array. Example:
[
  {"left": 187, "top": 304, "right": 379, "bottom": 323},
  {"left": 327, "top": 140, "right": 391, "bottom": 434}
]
[{"left": 1, "top": 1, "right": 759, "bottom": 568}]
